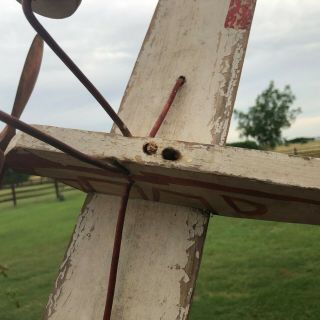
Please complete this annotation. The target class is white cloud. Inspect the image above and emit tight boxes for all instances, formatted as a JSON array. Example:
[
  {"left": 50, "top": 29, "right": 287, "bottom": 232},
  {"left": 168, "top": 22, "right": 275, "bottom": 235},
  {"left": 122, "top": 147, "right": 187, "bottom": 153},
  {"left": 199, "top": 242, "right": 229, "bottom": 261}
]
[
  {"left": 283, "top": 116, "right": 320, "bottom": 139},
  {"left": 231, "top": 0, "right": 320, "bottom": 141},
  {"left": 0, "top": 0, "right": 319, "bottom": 142}
]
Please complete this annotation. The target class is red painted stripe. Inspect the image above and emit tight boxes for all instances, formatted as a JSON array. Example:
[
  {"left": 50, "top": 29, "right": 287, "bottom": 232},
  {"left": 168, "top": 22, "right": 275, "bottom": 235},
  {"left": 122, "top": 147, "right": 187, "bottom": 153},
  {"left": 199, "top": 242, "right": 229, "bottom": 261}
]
[
  {"left": 222, "top": 195, "right": 268, "bottom": 216},
  {"left": 133, "top": 172, "right": 320, "bottom": 207},
  {"left": 225, "top": 0, "right": 256, "bottom": 30}
]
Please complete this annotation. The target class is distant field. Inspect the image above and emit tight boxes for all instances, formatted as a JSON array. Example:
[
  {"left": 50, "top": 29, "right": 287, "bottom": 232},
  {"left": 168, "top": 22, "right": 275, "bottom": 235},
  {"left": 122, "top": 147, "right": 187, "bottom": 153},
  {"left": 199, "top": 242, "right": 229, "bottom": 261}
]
[
  {"left": 275, "top": 140, "right": 320, "bottom": 158},
  {"left": 1, "top": 194, "right": 320, "bottom": 319}
]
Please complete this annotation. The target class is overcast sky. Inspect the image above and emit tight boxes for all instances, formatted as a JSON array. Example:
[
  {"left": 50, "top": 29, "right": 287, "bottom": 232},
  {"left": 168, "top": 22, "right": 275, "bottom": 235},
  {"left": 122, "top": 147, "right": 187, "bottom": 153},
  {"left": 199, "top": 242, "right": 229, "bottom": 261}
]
[{"left": 0, "top": 0, "right": 319, "bottom": 142}]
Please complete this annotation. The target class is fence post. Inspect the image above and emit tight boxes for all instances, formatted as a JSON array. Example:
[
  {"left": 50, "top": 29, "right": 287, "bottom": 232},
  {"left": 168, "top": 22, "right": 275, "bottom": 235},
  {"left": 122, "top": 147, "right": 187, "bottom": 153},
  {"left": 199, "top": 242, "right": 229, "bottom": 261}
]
[
  {"left": 54, "top": 180, "right": 63, "bottom": 201},
  {"left": 11, "top": 184, "right": 17, "bottom": 207}
]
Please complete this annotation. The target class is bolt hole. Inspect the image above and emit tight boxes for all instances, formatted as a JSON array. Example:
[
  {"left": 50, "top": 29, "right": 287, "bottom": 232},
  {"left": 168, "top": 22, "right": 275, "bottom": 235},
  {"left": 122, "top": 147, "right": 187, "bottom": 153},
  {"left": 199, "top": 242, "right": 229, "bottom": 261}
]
[
  {"left": 162, "top": 148, "right": 181, "bottom": 161},
  {"left": 143, "top": 142, "right": 158, "bottom": 155}
]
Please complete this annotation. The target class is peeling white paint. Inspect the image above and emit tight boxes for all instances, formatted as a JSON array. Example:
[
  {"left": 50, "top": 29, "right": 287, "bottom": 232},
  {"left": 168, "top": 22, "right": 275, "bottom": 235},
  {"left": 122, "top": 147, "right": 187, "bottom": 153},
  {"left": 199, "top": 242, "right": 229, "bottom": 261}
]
[{"left": 43, "top": 0, "right": 256, "bottom": 319}]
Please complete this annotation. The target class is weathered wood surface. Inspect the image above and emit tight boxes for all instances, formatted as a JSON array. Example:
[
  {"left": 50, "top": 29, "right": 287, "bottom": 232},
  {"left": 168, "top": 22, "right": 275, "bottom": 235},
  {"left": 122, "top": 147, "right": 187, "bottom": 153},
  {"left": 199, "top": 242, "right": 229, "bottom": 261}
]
[
  {"left": 7, "top": 126, "right": 320, "bottom": 225},
  {"left": 27, "top": 1, "right": 257, "bottom": 319},
  {"left": 17, "top": 0, "right": 82, "bottom": 19}
]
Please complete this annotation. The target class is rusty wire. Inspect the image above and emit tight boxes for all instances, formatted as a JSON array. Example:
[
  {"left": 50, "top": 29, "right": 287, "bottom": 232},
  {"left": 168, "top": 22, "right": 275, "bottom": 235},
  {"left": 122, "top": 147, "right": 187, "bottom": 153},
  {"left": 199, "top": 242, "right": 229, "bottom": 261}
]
[
  {"left": 4, "top": 3, "right": 187, "bottom": 318},
  {"left": 102, "top": 76, "right": 186, "bottom": 319},
  {"left": 149, "top": 76, "right": 186, "bottom": 137},
  {"left": 18, "top": 2, "right": 187, "bottom": 318},
  {"left": 22, "top": 0, "right": 132, "bottom": 137},
  {"left": 0, "top": 110, "right": 129, "bottom": 176},
  {"left": 1, "top": 73, "right": 185, "bottom": 318},
  {"left": 103, "top": 181, "right": 133, "bottom": 320}
]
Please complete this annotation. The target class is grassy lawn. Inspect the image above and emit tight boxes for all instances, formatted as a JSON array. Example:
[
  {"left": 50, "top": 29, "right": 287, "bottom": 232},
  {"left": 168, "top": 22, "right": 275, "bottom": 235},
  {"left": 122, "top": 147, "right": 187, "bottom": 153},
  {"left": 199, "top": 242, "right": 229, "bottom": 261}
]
[
  {"left": 1, "top": 194, "right": 320, "bottom": 319},
  {"left": 190, "top": 218, "right": 320, "bottom": 320},
  {"left": 0, "top": 192, "right": 85, "bottom": 320}
]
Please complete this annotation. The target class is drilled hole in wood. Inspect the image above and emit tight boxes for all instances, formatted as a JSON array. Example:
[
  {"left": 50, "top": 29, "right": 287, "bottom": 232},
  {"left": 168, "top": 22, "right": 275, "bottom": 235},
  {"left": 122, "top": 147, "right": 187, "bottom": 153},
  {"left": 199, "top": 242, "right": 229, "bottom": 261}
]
[
  {"left": 143, "top": 142, "right": 158, "bottom": 155},
  {"left": 162, "top": 148, "right": 181, "bottom": 161}
]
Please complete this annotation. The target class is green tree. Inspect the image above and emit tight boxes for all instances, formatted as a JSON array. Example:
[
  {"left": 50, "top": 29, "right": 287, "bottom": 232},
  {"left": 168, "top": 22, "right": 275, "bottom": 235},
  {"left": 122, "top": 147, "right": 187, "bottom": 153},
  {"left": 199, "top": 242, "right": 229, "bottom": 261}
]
[
  {"left": 234, "top": 81, "right": 301, "bottom": 149},
  {"left": 227, "top": 140, "right": 261, "bottom": 150}
]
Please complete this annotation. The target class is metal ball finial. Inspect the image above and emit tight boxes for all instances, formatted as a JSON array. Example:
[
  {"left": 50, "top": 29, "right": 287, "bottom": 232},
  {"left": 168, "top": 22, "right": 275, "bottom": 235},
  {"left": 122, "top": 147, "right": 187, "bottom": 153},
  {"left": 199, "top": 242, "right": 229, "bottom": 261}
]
[{"left": 17, "top": 0, "right": 82, "bottom": 19}]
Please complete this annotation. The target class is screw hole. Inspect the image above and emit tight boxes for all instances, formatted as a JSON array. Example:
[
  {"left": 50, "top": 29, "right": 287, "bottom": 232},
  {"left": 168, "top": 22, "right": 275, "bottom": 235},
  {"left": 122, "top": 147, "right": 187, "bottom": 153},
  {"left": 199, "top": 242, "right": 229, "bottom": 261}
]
[
  {"left": 143, "top": 142, "right": 158, "bottom": 155},
  {"left": 162, "top": 148, "right": 181, "bottom": 161}
]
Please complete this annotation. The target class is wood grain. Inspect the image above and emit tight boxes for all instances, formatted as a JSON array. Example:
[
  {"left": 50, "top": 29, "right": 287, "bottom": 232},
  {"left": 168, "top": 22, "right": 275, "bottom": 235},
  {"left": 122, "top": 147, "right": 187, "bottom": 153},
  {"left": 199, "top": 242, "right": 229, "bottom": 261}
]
[
  {"left": 37, "top": 1, "right": 257, "bottom": 319},
  {"left": 7, "top": 126, "right": 320, "bottom": 225}
]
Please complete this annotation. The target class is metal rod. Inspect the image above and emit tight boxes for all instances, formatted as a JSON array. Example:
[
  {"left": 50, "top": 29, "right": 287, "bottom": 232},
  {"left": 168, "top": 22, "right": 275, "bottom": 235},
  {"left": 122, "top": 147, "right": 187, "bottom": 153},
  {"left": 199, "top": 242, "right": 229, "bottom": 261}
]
[
  {"left": 0, "top": 150, "right": 5, "bottom": 185},
  {"left": 102, "top": 76, "right": 186, "bottom": 318},
  {"left": 103, "top": 181, "right": 133, "bottom": 320},
  {"left": 149, "top": 76, "right": 186, "bottom": 137},
  {"left": 0, "top": 110, "right": 129, "bottom": 175},
  {"left": 22, "top": 0, "right": 132, "bottom": 137}
]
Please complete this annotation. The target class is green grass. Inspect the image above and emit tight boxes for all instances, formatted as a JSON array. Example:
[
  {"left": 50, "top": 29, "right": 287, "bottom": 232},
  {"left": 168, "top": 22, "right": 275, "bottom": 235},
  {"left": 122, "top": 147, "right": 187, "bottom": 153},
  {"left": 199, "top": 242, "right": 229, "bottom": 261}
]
[
  {"left": 190, "top": 217, "right": 320, "bottom": 320},
  {"left": 1, "top": 195, "right": 320, "bottom": 319},
  {"left": 0, "top": 192, "right": 85, "bottom": 320}
]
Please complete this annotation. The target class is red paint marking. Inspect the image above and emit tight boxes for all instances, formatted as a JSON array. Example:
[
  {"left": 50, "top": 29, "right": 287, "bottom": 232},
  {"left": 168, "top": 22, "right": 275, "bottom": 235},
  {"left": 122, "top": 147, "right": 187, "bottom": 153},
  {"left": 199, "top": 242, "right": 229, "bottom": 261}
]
[
  {"left": 60, "top": 178, "right": 86, "bottom": 192},
  {"left": 136, "top": 186, "right": 149, "bottom": 200},
  {"left": 6, "top": 151, "right": 123, "bottom": 178},
  {"left": 222, "top": 195, "right": 267, "bottom": 216},
  {"left": 79, "top": 178, "right": 95, "bottom": 193},
  {"left": 225, "top": 0, "right": 256, "bottom": 30},
  {"left": 78, "top": 176, "right": 126, "bottom": 186},
  {"left": 10, "top": 151, "right": 319, "bottom": 208},
  {"left": 155, "top": 188, "right": 217, "bottom": 213},
  {"left": 133, "top": 172, "right": 320, "bottom": 207}
]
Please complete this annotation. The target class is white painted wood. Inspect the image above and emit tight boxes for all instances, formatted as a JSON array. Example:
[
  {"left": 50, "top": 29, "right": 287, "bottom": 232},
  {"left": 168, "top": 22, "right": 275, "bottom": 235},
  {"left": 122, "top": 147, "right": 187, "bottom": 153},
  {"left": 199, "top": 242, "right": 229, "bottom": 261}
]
[
  {"left": 32, "top": 1, "right": 257, "bottom": 319},
  {"left": 7, "top": 126, "right": 320, "bottom": 225},
  {"left": 17, "top": 0, "right": 82, "bottom": 19},
  {"left": 115, "top": 0, "right": 255, "bottom": 145}
]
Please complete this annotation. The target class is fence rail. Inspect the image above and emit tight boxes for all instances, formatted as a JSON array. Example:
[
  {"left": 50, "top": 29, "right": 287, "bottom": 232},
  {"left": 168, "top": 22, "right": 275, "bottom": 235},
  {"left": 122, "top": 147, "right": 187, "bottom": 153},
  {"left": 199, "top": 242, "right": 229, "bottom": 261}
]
[{"left": 0, "top": 178, "right": 76, "bottom": 207}]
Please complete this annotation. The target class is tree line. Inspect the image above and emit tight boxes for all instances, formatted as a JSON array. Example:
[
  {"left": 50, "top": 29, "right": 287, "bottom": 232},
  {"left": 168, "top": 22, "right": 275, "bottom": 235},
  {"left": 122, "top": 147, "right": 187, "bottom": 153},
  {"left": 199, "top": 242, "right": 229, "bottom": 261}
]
[{"left": 230, "top": 81, "right": 302, "bottom": 150}]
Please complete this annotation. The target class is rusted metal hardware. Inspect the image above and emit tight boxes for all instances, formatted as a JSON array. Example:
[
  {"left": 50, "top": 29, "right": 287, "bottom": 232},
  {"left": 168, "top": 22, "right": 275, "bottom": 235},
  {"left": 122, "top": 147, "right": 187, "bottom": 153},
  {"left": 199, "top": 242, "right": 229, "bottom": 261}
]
[
  {"left": 17, "top": 0, "right": 82, "bottom": 19},
  {"left": 0, "top": 34, "right": 44, "bottom": 185},
  {"left": 149, "top": 76, "right": 186, "bottom": 137},
  {"left": 14, "top": 3, "right": 186, "bottom": 318},
  {"left": 103, "top": 181, "right": 134, "bottom": 320},
  {"left": 0, "top": 110, "right": 129, "bottom": 176},
  {"left": 22, "top": 0, "right": 132, "bottom": 137},
  {"left": 0, "top": 34, "right": 43, "bottom": 152}
]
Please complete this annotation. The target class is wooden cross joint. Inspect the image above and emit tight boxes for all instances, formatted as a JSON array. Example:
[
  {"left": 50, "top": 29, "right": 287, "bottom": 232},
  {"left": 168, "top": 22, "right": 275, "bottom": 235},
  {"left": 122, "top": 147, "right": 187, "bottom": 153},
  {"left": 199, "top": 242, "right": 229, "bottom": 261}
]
[
  {"left": 2, "top": 0, "right": 318, "bottom": 319},
  {"left": 6, "top": 126, "right": 320, "bottom": 225}
]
